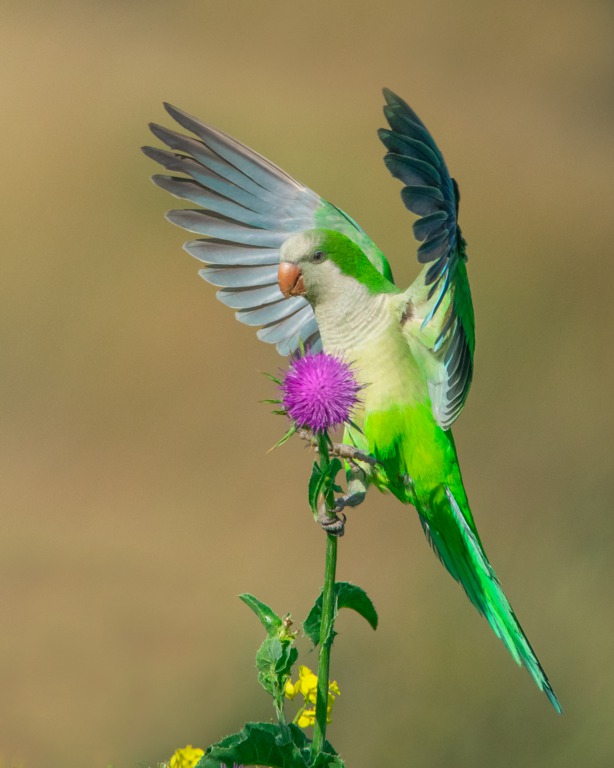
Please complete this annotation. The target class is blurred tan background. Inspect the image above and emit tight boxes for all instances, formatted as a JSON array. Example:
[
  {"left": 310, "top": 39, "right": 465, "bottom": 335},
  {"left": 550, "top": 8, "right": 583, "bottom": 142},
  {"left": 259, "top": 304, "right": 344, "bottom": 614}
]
[{"left": 1, "top": 1, "right": 613, "bottom": 766}]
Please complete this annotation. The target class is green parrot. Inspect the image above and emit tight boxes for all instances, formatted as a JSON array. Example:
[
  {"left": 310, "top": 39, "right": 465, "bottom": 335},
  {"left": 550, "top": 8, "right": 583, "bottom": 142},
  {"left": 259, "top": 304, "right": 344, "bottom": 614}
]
[{"left": 143, "top": 89, "right": 561, "bottom": 712}]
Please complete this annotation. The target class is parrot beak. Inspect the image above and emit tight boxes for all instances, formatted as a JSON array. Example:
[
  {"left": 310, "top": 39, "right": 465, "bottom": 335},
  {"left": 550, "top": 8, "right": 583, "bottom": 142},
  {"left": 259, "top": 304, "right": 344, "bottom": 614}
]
[{"left": 278, "top": 262, "right": 305, "bottom": 298}]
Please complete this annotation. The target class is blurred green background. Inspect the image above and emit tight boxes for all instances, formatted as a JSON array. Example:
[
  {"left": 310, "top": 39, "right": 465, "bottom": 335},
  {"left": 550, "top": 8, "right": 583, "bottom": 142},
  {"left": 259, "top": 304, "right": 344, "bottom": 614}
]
[{"left": 1, "top": 1, "right": 613, "bottom": 766}]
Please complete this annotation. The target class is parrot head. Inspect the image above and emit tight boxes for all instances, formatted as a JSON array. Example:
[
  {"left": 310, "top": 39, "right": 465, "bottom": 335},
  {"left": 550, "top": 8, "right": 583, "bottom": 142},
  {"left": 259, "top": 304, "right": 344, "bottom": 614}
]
[{"left": 278, "top": 229, "right": 396, "bottom": 306}]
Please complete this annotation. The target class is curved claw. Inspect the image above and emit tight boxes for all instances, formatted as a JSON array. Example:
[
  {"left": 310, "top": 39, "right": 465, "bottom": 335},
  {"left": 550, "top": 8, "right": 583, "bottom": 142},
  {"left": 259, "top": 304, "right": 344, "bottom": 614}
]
[{"left": 317, "top": 503, "right": 346, "bottom": 537}]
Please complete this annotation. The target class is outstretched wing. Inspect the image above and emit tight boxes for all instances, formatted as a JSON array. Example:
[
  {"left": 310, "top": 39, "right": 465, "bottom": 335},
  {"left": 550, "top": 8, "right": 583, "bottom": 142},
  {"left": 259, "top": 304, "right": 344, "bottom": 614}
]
[
  {"left": 143, "top": 104, "right": 392, "bottom": 356},
  {"left": 379, "top": 89, "right": 475, "bottom": 429}
]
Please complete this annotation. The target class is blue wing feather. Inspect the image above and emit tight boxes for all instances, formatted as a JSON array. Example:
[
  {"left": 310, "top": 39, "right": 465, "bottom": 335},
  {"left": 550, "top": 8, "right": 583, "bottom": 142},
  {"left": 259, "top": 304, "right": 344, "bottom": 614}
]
[
  {"left": 144, "top": 103, "right": 391, "bottom": 356},
  {"left": 214, "top": 284, "right": 285, "bottom": 310},
  {"left": 198, "top": 265, "right": 279, "bottom": 289},
  {"left": 236, "top": 297, "right": 306, "bottom": 327},
  {"left": 185, "top": 240, "right": 280, "bottom": 266}
]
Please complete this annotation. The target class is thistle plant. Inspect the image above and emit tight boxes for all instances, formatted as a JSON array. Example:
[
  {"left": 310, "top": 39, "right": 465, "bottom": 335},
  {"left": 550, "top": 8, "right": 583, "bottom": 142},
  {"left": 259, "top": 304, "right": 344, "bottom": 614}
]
[{"left": 189, "top": 353, "right": 378, "bottom": 768}]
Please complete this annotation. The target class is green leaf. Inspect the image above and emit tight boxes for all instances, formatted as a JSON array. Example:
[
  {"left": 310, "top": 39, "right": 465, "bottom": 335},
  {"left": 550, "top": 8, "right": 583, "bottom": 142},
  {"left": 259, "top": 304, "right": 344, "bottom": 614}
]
[
  {"left": 335, "top": 582, "right": 378, "bottom": 630},
  {"left": 303, "top": 593, "right": 334, "bottom": 648},
  {"left": 198, "top": 722, "right": 310, "bottom": 768},
  {"left": 256, "top": 637, "right": 286, "bottom": 695},
  {"left": 256, "top": 636, "right": 283, "bottom": 691},
  {"left": 328, "top": 457, "right": 343, "bottom": 482},
  {"left": 346, "top": 418, "right": 364, "bottom": 435},
  {"left": 261, "top": 371, "right": 283, "bottom": 386},
  {"left": 284, "top": 646, "right": 299, "bottom": 676},
  {"left": 307, "top": 458, "right": 344, "bottom": 515},
  {"left": 270, "top": 425, "right": 297, "bottom": 451},
  {"left": 303, "top": 581, "right": 378, "bottom": 645},
  {"left": 239, "top": 593, "right": 283, "bottom": 636},
  {"left": 325, "top": 458, "right": 344, "bottom": 509},
  {"left": 256, "top": 636, "right": 298, "bottom": 700},
  {"left": 308, "top": 461, "right": 324, "bottom": 514},
  {"left": 311, "top": 752, "right": 345, "bottom": 768}
]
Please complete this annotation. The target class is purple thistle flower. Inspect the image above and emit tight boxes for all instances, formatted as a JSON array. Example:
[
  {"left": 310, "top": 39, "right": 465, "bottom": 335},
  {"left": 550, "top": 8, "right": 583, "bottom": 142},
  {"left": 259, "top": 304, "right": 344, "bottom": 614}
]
[{"left": 281, "top": 352, "right": 361, "bottom": 433}]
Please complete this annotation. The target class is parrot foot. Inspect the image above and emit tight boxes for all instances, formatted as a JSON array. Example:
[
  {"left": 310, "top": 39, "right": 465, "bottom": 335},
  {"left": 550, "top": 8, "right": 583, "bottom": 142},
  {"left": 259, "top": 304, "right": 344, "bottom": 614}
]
[
  {"left": 333, "top": 488, "right": 366, "bottom": 511},
  {"left": 317, "top": 503, "right": 346, "bottom": 537},
  {"left": 297, "top": 430, "right": 378, "bottom": 467},
  {"left": 316, "top": 477, "right": 367, "bottom": 537}
]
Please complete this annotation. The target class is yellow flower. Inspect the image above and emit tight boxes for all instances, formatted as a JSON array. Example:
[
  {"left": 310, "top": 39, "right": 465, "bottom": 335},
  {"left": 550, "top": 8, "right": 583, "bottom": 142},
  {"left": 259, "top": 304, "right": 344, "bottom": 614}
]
[
  {"left": 284, "top": 665, "right": 341, "bottom": 728},
  {"left": 297, "top": 707, "right": 316, "bottom": 728},
  {"left": 168, "top": 744, "right": 204, "bottom": 768},
  {"left": 284, "top": 677, "right": 299, "bottom": 700},
  {"left": 296, "top": 665, "right": 319, "bottom": 704}
]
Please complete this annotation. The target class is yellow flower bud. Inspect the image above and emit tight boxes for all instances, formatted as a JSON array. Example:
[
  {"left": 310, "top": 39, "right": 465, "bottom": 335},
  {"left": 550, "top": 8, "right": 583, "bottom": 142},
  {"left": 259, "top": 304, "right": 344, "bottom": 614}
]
[{"left": 168, "top": 745, "right": 204, "bottom": 768}]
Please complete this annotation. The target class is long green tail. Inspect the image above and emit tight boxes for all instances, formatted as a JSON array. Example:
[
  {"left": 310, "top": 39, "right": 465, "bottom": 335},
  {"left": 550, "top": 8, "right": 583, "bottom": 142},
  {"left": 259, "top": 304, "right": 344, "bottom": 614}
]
[
  {"left": 363, "top": 403, "right": 560, "bottom": 710},
  {"left": 419, "top": 484, "right": 561, "bottom": 713}
]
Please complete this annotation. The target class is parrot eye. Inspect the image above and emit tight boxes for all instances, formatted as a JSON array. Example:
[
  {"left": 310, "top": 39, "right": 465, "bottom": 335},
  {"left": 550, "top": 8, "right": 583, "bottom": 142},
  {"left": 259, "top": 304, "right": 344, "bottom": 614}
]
[{"left": 311, "top": 251, "right": 325, "bottom": 263}]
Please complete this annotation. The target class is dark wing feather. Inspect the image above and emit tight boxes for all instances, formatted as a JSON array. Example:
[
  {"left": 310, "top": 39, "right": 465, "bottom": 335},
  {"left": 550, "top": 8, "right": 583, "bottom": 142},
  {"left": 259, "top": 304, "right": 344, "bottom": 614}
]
[{"left": 379, "top": 88, "right": 475, "bottom": 429}]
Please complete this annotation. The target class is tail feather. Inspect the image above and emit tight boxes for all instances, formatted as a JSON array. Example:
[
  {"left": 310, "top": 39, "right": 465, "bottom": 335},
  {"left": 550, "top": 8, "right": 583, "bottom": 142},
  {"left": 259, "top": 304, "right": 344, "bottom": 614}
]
[{"left": 419, "top": 485, "right": 561, "bottom": 713}]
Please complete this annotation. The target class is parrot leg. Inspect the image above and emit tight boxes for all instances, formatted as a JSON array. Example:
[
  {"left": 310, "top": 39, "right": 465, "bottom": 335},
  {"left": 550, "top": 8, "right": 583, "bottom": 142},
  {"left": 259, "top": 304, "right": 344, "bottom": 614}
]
[
  {"left": 338, "top": 465, "right": 368, "bottom": 510},
  {"left": 298, "top": 430, "right": 372, "bottom": 536},
  {"left": 316, "top": 466, "right": 368, "bottom": 537},
  {"left": 330, "top": 443, "right": 379, "bottom": 467},
  {"left": 297, "top": 429, "right": 379, "bottom": 467}
]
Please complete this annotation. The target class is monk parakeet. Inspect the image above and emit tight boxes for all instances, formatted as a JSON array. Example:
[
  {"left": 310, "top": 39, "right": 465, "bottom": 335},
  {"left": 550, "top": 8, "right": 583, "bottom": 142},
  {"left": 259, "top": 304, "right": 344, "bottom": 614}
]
[{"left": 143, "top": 89, "right": 560, "bottom": 712}]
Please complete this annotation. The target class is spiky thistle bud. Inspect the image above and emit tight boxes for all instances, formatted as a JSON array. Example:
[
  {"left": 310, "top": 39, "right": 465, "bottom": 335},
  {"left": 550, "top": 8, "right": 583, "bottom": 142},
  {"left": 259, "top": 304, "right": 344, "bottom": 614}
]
[{"left": 280, "top": 352, "right": 361, "bottom": 433}]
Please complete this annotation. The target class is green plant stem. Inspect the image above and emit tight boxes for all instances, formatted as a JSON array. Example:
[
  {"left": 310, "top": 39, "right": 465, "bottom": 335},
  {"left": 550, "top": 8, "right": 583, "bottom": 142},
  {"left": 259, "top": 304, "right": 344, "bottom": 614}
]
[
  {"left": 311, "top": 434, "right": 339, "bottom": 761},
  {"left": 275, "top": 699, "right": 287, "bottom": 728},
  {"left": 311, "top": 532, "right": 337, "bottom": 759}
]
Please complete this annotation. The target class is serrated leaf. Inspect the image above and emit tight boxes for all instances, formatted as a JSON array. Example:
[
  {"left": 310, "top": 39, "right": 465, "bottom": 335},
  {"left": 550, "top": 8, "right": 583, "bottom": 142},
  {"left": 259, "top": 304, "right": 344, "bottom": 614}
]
[
  {"left": 256, "top": 636, "right": 284, "bottom": 667},
  {"left": 311, "top": 752, "right": 345, "bottom": 768},
  {"left": 256, "top": 636, "right": 298, "bottom": 699},
  {"left": 303, "top": 594, "right": 335, "bottom": 648},
  {"left": 198, "top": 721, "right": 310, "bottom": 768},
  {"left": 283, "top": 646, "right": 299, "bottom": 676},
  {"left": 239, "top": 593, "right": 283, "bottom": 635},
  {"left": 308, "top": 461, "right": 324, "bottom": 514},
  {"left": 308, "top": 458, "right": 344, "bottom": 515},
  {"left": 256, "top": 637, "right": 285, "bottom": 696},
  {"left": 335, "top": 582, "right": 378, "bottom": 631},
  {"left": 328, "top": 458, "right": 342, "bottom": 483},
  {"left": 303, "top": 581, "right": 378, "bottom": 645}
]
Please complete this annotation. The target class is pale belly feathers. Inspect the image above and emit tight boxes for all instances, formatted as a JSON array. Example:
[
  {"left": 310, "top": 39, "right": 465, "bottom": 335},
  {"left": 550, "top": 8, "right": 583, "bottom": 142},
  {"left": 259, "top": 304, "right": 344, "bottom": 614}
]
[{"left": 314, "top": 291, "right": 429, "bottom": 420}]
